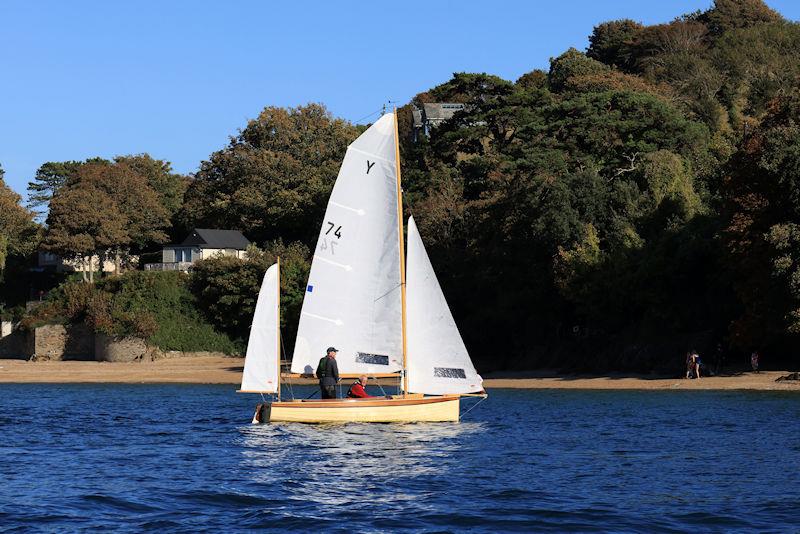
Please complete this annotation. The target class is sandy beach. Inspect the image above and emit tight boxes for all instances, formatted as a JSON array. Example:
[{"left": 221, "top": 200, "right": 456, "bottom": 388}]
[{"left": 0, "top": 356, "right": 798, "bottom": 390}]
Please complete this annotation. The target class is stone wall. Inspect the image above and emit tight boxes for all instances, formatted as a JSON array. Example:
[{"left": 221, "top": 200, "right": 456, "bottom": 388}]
[
  {"left": 0, "top": 322, "right": 26, "bottom": 359},
  {"left": 3, "top": 323, "right": 230, "bottom": 361},
  {"left": 94, "top": 334, "right": 147, "bottom": 362},
  {"left": 28, "top": 323, "right": 95, "bottom": 361}
]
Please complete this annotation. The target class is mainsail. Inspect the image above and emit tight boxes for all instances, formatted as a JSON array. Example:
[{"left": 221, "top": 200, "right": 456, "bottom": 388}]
[
  {"left": 406, "top": 217, "right": 483, "bottom": 394},
  {"left": 291, "top": 114, "right": 403, "bottom": 375},
  {"left": 240, "top": 263, "right": 280, "bottom": 393}
]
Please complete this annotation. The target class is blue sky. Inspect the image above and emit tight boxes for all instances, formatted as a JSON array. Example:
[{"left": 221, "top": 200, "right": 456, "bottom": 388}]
[{"left": 1, "top": 1, "right": 799, "bottom": 198}]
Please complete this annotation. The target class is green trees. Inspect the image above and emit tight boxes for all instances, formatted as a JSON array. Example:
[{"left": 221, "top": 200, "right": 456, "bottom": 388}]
[
  {"left": 42, "top": 158, "right": 173, "bottom": 280},
  {"left": 399, "top": 42, "right": 726, "bottom": 370},
  {"left": 23, "top": 272, "right": 238, "bottom": 353},
  {"left": 12, "top": 0, "right": 800, "bottom": 370},
  {"left": 189, "top": 241, "right": 310, "bottom": 350},
  {"left": 0, "top": 165, "right": 39, "bottom": 276},
  {"left": 724, "top": 91, "right": 800, "bottom": 349},
  {"left": 27, "top": 160, "right": 86, "bottom": 217},
  {"left": 582, "top": 0, "right": 799, "bottom": 136},
  {"left": 179, "top": 104, "right": 361, "bottom": 247}
]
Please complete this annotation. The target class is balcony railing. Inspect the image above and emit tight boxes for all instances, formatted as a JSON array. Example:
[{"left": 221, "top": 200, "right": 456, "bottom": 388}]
[{"left": 144, "top": 262, "right": 194, "bottom": 272}]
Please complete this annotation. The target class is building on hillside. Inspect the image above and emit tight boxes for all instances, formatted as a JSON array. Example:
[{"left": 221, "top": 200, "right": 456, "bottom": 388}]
[
  {"left": 411, "top": 102, "right": 466, "bottom": 140},
  {"left": 37, "top": 251, "right": 129, "bottom": 274},
  {"left": 144, "top": 228, "right": 251, "bottom": 272}
]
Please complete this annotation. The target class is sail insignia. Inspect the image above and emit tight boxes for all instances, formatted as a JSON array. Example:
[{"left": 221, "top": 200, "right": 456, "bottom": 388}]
[
  {"left": 356, "top": 352, "right": 390, "bottom": 366},
  {"left": 406, "top": 216, "right": 484, "bottom": 395}
]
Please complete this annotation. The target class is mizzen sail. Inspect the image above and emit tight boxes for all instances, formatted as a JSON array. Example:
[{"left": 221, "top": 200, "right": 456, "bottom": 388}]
[
  {"left": 406, "top": 217, "right": 483, "bottom": 394},
  {"left": 240, "top": 263, "right": 280, "bottom": 393},
  {"left": 291, "top": 114, "right": 403, "bottom": 375}
]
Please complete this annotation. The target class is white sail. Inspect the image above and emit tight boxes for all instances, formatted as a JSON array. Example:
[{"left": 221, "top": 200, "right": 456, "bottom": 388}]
[
  {"left": 240, "top": 263, "right": 280, "bottom": 393},
  {"left": 291, "top": 113, "right": 403, "bottom": 375},
  {"left": 406, "top": 217, "right": 483, "bottom": 394}
]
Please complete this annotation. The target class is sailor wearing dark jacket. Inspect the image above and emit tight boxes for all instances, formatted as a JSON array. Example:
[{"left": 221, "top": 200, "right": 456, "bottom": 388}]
[{"left": 316, "top": 347, "right": 340, "bottom": 399}]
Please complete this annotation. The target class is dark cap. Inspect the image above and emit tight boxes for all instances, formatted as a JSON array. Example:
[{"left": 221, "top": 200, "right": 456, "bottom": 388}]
[{"left": 326, "top": 347, "right": 338, "bottom": 353}]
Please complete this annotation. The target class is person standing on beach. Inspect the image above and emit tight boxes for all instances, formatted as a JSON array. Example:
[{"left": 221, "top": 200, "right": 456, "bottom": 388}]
[
  {"left": 316, "top": 347, "right": 340, "bottom": 398},
  {"left": 691, "top": 351, "right": 701, "bottom": 379},
  {"left": 751, "top": 351, "right": 760, "bottom": 373}
]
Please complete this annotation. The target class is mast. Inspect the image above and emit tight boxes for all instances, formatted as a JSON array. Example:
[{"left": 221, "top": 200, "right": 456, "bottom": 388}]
[
  {"left": 393, "top": 108, "right": 409, "bottom": 397},
  {"left": 276, "top": 256, "right": 281, "bottom": 401}
]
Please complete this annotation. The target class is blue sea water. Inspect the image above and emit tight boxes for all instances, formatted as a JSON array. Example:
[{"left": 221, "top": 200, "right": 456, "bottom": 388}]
[{"left": 0, "top": 385, "right": 798, "bottom": 533}]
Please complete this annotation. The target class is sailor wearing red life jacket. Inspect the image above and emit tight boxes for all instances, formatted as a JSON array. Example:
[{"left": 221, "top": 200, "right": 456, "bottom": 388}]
[{"left": 347, "top": 375, "right": 375, "bottom": 398}]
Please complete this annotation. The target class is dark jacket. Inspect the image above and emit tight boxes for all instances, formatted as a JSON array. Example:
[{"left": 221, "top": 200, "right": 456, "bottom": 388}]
[{"left": 317, "top": 356, "right": 339, "bottom": 386}]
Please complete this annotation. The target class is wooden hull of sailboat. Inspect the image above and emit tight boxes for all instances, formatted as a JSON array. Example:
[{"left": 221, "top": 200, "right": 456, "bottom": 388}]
[{"left": 266, "top": 395, "right": 460, "bottom": 423}]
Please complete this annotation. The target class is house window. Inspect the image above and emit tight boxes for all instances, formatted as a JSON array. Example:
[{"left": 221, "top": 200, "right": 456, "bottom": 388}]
[{"left": 175, "top": 248, "right": 192, "bottom": 262}]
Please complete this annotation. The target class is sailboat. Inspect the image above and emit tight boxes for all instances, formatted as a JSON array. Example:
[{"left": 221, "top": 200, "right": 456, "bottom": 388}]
[{"left": 239, "top": 110, "right": 485, "bottom": 423}]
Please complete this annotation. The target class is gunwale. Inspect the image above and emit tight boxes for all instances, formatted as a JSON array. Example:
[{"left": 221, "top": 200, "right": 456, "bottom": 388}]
[{"left": 271, "top": 395, "right": 459, "bottom": 409}]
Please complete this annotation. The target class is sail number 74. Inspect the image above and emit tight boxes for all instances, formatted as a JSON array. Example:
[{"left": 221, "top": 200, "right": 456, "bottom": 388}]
[{"left": 325, "top": 222, "right": 342, "bottom": 239}]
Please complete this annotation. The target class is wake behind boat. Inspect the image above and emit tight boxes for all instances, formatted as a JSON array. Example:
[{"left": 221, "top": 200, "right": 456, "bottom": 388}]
[{"left": 239, "top": 110, "right": 486, "bottom": 423}]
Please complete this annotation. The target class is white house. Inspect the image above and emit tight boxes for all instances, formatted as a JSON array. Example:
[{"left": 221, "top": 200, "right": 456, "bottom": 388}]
[{"left": 145, "top": 228, "right": 251, "bottom": 272}]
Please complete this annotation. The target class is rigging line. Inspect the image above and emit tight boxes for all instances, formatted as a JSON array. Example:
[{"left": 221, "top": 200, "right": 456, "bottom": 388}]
[
  {"left": 279, "top": 330, "right": 294, "bottom": 400},
  {"left": 373, "top": 282, "right": 402, "bottom": 302},
  {"left": 459, "top": 396, "right": 487, "bottom": 420},
  {"left": 351, "top": 107, "right": 384, "bottom": 125},
  {"left": 374, "top": 375, "right": 388, "bottom": 397}
]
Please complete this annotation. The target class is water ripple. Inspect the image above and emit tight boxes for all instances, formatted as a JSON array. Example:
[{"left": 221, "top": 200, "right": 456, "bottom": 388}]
[{"left": 0, "top": 386, "right": 798, "bottom": 531}]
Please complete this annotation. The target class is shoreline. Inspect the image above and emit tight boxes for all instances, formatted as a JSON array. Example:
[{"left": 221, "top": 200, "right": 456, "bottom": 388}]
[{"left": 0, "top": 357, "right": 798, "bottom": 390}]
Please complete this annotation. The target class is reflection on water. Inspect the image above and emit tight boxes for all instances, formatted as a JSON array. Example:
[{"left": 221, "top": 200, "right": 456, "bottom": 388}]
[
  {"left": 240, "top": 420, "right": 485, "bottom": 508},
  {"left": 1, "top": 385, "right": 799, "bottom": 531}
]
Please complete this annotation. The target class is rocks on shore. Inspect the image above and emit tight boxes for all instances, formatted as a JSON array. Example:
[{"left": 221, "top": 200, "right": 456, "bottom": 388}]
[{"left": 775, "top": 372, "right": 800, "bottom": 382}]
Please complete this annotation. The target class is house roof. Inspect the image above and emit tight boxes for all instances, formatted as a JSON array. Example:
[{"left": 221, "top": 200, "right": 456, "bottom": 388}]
[
  {"left": 178, "top": 228, "right": 251, "bottom": 249},
  {"left": 422, "top": 102, "right": 465, "bottom": 121}
]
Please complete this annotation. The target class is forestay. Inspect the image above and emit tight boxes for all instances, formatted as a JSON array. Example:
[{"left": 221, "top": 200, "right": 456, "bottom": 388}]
[
  {"left": 291, "top": 114, "right": 403, "bottom": 375},
  {"left": 406, "top": 217, "right": 483, "bottom": 394},
  {"left": 240, "top": 263, "right": 279, "bottom": 393}
]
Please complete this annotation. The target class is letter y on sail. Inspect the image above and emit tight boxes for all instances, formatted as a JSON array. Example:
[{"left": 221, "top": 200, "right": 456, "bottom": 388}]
[{"left": 291, "top": 114, "right": 403, "bottom": 375}]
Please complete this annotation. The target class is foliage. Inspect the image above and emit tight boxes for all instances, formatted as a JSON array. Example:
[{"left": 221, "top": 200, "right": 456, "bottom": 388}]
[
  {"left": 178, "top": 104, "right": 361, "bottom": 248},
  {"left": 397, "top": 38, "right": 735, "bottom": 370},
  {"left": 27, "top": 160, "right": 88, "bottom": 217},
  {"left": 13, "top": 0, "right": 800, "bottom": 372},
  {"left": 114, "top": 154, "right": 188, "bottom": 239},
  {"left": 587, "top": 19, "right": 644, "bottom": 68},
  {"left": 189, "top": 241, "right": 310, "bottom": 351},
  {"left": 584, "top": 0, "right": 797, "bottom": 135},
  {"left": 0, "top": 167, "right": 40, "bottom": 278},
  {"left": 723, "top": 90, "right": 800, "bottom": 349},
  {"left": 701, "top": 0, "right": 783, "bottom": 36},
  {"left": 548, "top": 48, "right": 609, "bottom": 92},
  {"left": 41, "top": 158, "right": 172, "bottom": 278},
  {"left": 22, "top": 273, "right": 239, "bottom": 353}
]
